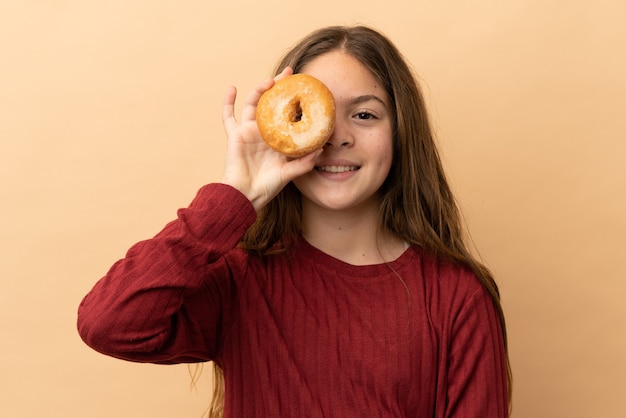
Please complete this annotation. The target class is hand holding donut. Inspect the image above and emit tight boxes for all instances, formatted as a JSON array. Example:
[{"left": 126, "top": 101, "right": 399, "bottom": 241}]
[{"left": 221, "top": 67, "right": 325, "bottom": 212}]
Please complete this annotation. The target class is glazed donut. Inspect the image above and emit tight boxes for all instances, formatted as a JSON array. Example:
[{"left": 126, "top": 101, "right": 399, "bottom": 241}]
[{"left": 256, "top": 73, "right": 335, "bottom": 157}]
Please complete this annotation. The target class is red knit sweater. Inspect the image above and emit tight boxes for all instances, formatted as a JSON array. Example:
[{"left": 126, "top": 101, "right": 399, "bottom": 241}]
[{"left": 77, "top": 183, "right": 509, "bottom": 417}]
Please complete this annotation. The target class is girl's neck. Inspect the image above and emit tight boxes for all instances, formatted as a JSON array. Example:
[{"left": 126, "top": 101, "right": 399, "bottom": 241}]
[{"left": 300, "top": 199, "right": 407, "bottom": 266}]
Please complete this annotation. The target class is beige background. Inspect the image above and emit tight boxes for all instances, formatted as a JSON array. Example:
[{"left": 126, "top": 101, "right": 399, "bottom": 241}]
[{"left": 1, "top": 1, "right": 625, "bottom": 417}]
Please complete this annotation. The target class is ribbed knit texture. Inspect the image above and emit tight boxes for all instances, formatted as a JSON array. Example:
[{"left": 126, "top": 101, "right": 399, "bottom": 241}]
[{"left": 77, "top": 183, "right": 508, "bottom": 417}]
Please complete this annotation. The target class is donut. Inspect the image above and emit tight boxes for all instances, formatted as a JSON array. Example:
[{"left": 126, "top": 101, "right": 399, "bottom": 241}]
[{"left": 256, "top": 73, "right": 335, "bottom": 157}]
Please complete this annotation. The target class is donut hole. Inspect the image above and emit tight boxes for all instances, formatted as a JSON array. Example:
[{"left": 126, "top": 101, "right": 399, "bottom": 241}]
[{"left": 288, "top": 97, "right": 303, "bottom": 123}]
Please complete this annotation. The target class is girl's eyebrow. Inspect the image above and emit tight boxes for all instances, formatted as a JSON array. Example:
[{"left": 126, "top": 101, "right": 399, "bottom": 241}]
[{"left": 345, "top": 94, "right": 388, "bottom": 108}]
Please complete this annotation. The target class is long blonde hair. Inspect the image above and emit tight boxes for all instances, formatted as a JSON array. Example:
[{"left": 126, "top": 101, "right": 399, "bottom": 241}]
[{"left": 209, "top": 25, "right": 511, "bottom": 416}]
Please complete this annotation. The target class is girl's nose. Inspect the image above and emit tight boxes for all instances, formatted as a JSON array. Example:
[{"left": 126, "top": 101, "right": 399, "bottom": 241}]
[{"left": 324, "top": 120, "right": 353, "bottom": 148}]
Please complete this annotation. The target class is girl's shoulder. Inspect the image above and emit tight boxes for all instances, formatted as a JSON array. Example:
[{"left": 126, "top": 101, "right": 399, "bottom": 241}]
[{"left": 405, "top": 245, "right": 486, "bottom": 304}]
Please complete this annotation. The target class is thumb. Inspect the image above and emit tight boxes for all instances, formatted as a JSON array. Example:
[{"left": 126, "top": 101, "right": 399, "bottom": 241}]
[{"left": 281, "top": 148, "right": 323, "bottom": 181}]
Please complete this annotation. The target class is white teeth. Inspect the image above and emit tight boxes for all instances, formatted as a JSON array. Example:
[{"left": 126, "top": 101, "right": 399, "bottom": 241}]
[{"left": 317, "top": 166, "right": 359, "bottom": 173}]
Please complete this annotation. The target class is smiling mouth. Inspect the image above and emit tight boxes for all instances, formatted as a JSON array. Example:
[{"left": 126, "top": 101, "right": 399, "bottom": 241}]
[{"left": 315, "top": 166, "right": 360, "bottom": 173}]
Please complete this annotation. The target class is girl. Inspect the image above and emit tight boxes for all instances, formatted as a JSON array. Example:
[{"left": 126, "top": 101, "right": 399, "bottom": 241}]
[{"left": 78, "top": 25, "right": 511, "bottom": 417}]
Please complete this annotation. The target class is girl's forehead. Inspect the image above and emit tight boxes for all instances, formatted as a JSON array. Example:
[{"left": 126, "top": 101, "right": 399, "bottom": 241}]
[{"left": 301, "top": 51, "right": 390, "bottom": 106}]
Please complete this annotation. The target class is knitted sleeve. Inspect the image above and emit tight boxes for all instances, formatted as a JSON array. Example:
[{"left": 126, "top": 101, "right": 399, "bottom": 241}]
[
  {"left": 444, "top": 281, "right": 509, "bottom": 417},
  {"left": 77, "top": 183, "right": 256, "bottom": 364}
]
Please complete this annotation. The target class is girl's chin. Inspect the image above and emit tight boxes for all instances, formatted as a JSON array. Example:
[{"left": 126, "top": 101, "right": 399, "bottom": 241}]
[{"left": 300, "top": 191, "right": 383, "bottom": 213}]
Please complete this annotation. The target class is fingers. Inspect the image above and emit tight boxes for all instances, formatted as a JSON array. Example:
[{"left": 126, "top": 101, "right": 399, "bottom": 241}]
[
  {"left": 281, "top": 148, "right": 324, "bottom": 180},
  {"left": 222, "top": 85, "right": 238, "bottom": 134},
  {"left": 240, "top": 77, "right": 276, "bottom": 121},
  {"left": 224, "top": 68, "right": 295, "bottom": 129},
  {"left": 222, "top": 76, "right": 273, "bottom": 134},
  {"left": 274, "top": 66, "right": 293, "bottom": 82}
]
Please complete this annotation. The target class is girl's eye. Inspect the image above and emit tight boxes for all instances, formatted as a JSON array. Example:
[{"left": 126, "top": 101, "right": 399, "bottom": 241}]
[{"left": 355, "top": 111, "right": 375, "bottom": 120}]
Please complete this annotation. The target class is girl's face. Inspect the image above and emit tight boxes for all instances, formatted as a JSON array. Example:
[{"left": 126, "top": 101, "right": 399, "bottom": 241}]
[{"left": 293, "top": 50, "right": 394, "bottom": 213}]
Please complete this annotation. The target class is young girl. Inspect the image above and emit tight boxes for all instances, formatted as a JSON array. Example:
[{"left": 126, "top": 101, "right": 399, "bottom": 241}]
[{"left": 78, "top": 25, "right": 511, "bottom": 417}]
